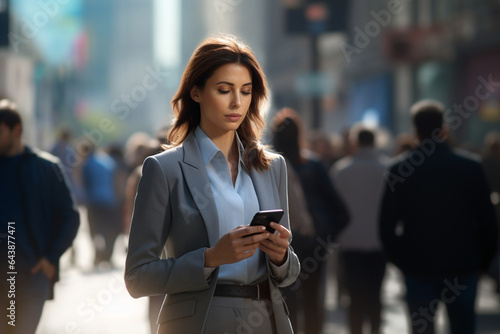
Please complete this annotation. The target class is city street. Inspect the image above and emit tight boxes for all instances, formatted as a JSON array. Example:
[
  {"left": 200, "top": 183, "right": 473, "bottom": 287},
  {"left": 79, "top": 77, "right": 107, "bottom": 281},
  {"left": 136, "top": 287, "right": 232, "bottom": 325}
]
[
  {"left": 36, "top": 208, "right": 500, "bottom": 334},
  {"left": 3, "top": 2, "right": 499, "bottom": 334},
  {"left": 36, "top": 208, "right": 149, "bottom": 334}
]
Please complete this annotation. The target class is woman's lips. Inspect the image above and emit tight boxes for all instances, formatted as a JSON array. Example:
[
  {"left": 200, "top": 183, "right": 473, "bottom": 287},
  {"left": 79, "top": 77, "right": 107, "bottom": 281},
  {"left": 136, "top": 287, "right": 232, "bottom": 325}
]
[{"left": 225, "top": 114, "right": 241, "bottom": 122}]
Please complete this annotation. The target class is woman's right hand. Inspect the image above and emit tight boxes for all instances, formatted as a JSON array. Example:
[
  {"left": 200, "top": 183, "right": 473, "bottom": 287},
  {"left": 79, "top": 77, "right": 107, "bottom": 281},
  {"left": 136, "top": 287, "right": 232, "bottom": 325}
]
[{"left": 204, "top": 225, "right": 269, "bottom": 268}]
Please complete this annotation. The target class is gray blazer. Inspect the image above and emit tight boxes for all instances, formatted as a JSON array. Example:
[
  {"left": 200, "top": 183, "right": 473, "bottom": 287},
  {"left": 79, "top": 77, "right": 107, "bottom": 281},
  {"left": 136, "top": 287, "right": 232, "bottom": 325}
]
[{"left": 125, "top": 133, "right": 300, "bottom": 334}]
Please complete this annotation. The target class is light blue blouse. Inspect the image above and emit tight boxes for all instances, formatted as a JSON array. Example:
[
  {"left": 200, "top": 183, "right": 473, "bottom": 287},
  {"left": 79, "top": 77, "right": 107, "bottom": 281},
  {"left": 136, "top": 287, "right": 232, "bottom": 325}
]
[{"left": 194, "top": 126, "right": 267, "bottom": 284}]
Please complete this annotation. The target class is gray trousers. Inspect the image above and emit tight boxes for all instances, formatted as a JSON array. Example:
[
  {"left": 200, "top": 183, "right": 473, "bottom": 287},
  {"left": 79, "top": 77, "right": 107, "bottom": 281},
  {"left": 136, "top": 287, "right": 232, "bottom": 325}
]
[{"left": 203, "top": 296, "right": 277, "bottom": 334}]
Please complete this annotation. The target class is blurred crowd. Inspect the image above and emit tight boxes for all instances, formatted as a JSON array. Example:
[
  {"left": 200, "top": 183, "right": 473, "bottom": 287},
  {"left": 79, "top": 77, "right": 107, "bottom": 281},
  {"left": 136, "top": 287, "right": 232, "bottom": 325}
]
[
  {"left": 49, "top": 127, "right": 165, "bottom": 269},
  {"left": 2, "top": 97, "right": 500, "bottom": 334},
  {"left": 49, "top": 104, "right": 500, "bottom": 334}
]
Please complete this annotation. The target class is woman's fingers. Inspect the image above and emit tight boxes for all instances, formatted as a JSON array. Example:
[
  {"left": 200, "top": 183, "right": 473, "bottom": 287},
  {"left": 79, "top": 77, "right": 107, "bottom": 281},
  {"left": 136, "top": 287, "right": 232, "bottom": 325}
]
[
  {"left": 270, "top": 222, "right": 291, "bottom": 240},
  {"left": 258, "top": 222, "right": 290, "bottom": 265}
]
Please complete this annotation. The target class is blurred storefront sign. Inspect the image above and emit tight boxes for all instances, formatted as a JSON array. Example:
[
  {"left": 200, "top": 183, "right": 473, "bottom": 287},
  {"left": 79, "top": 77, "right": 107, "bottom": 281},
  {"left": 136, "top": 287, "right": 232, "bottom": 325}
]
[
  {"left": 294, "top": 71, "right": 335, "bottom": 97},
  {"left": 383, "top": 24, "right": 454, "bottom": 63},
  {"left": 416, "top": 62, "right": 454, "bottom": 112},
  {"left": 460, "top": 49, "right": 500, "bottom": 146},
  {"left": 480, "top": 100, "right": 500, "bottom": 122},
  {"left": 8, "top": 0, "right": 83, "bottom": 66}
]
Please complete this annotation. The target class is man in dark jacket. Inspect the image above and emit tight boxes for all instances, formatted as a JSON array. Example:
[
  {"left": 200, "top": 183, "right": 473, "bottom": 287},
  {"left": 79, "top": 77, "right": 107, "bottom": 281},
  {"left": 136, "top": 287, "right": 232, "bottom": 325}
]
[
  {"left": 379, "top": 100, "right": 497, "bottom": 334},
  {"left": 0, "top": 99, "right": 80, "bottom": 334}
]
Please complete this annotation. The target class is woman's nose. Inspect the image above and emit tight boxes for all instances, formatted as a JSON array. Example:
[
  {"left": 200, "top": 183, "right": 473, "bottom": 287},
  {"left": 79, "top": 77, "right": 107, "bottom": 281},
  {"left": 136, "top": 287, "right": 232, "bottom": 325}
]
[{"left": 231, "top": 93, "right": 241, "bottom": 109}]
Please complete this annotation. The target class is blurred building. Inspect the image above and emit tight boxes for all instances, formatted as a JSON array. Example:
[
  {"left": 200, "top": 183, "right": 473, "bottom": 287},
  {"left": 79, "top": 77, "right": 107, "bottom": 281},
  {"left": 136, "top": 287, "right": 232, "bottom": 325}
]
[
  {"left": 263, "top": 0, "right": 313, "bottom": 127},
  {"left": 0, "top": 0, "right": 172, "bottom": 149},
  {"left": 81, "top": 0, "right": 168, "bottom": 143},
  {"left": 179, "top": 0, "right": 348, "bottom": 136},
  {"left": 0, "top": 0, "right": 58, "bottom": 148},
  {"left": 0, "top": 50, "right": 36, "bottom": 143},
  {"left": 269, "top": 0, "right": 351, "bottom": 136},
  {"left": 180, "top": 0, "right": 268, "bottom": 70},
  {"left": 3, "top": 1, "right": 498, "bottom": 149},
  {"left": 333, "top": 0, "right": 500, "bottom": 147},
  {"left": 266, "top": 0, "right": 500, "bottom": 148}
]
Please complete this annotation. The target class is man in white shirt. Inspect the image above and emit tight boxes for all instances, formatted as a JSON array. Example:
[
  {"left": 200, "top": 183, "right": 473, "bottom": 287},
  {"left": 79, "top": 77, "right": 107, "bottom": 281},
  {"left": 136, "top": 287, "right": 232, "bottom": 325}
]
[{"left": 330, "top": 126, "right": 388, "bottom": 334}]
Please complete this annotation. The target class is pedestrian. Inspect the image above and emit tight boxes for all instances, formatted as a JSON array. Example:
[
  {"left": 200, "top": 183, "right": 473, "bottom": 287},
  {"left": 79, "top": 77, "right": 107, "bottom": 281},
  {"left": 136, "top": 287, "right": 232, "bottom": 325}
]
[
  {"left": 0, "top": 99, "right": 80, "bottom": 334},
  {"left": 50, "top": 126, "right": 85, "bottom": 205},
  {"left": 124, "top": 34, "right": 300, "bottom": 334},
  {"left": 481, "top": 131, "right": 500, "bottom": 294},
  {"left": 123, "top": 135, "right": 162, "bottom": 334},
  {"left": 272, "top": 108, "right": 349, "bottom": 334},
  {"left": 82, "top": 142, "right": 121, "bottom": 270},
  {"left": 393, "top": 132, "right": 416, "bottom": 156},
  {"left": 123, "top": 136, "right": 160, "bottom": 235},
  {"left": 280, "top": 157, "right": 316, "bottom": 333},
  {"left": 308, "top": 130, "right": 341, "bottom": 169},
  {"left": 331, "top": 125, "right": 388, "bottom": 334},
  {"left": 50, "top": 127, "right": 84, "bottom": 267},
  {"left": 379, "top": 100, "right": 498, "bottom": 334}
]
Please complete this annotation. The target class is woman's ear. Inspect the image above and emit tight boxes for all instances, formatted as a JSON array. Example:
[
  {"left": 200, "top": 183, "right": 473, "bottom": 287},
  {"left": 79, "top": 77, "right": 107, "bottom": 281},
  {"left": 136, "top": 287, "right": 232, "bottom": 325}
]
[{"left": 190, "top": 86, "right": 201, "bottom": 103}]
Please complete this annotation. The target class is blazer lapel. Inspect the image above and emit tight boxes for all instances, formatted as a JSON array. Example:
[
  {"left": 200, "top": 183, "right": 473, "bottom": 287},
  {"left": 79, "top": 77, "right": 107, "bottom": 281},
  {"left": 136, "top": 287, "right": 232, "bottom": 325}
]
[
  {"left": 250, "top": 166, "right": 281, "bottom": 211},
  {"left": 179, "top": 134, "right": 219, "bottom": 246}
]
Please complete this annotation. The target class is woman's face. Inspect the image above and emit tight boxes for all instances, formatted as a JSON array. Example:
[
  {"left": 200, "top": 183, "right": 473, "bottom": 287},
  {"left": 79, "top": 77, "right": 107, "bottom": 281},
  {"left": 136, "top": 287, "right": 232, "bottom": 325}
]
[{"left": 191, "top": 63, "right": 252, "bottom": 137}]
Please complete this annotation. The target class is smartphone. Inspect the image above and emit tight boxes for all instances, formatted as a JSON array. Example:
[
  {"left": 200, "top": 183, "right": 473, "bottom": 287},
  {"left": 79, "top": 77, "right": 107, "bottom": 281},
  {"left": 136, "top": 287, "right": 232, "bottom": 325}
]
[{"left": 249, "top": 209, "right": 284, "bottom": 234}]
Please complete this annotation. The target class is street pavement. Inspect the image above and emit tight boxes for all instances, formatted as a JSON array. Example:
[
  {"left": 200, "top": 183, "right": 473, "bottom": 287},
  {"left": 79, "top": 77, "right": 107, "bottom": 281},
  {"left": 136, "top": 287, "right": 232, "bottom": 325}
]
[
  {"left": 36, "top": 209, "right": 500, "bottom": 334},
  {"left": 36, "top": 208, "right": 150, "bottom": 334},
  {"left": 324, "top": 261, "right": 500, "bottom": 334}
]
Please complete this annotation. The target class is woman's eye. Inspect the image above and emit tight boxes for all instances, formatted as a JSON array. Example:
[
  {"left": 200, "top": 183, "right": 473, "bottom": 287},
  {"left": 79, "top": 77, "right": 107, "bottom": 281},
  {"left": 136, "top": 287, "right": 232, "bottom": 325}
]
[
  {"left": 241, "top": 91, "right": 252, "bottom": 96},
  {"left": 218, "top": 89, "right": 230, "bottom": 94}
]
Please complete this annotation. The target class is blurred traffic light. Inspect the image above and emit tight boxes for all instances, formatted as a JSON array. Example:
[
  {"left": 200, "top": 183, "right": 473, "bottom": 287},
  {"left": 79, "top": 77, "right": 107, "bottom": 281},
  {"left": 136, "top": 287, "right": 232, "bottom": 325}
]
[{"left": 284, "top": 0, "right": 349, "bottom": 35}]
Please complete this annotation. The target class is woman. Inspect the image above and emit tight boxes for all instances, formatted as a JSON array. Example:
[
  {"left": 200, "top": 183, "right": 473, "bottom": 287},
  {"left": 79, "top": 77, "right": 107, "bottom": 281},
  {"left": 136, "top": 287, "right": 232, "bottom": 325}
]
[{"left": 125, "top": 35, "right": 300, "bottom": 334}]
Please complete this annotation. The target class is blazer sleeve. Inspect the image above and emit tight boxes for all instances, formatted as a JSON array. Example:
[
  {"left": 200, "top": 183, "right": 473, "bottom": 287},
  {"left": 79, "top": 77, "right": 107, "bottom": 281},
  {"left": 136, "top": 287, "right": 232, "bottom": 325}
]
[
  {"left": 269, "top": 156, "right": 300, "bottom": 287},
  {"left": 125, "top": 156, "right": 211, "bottom": 298}
]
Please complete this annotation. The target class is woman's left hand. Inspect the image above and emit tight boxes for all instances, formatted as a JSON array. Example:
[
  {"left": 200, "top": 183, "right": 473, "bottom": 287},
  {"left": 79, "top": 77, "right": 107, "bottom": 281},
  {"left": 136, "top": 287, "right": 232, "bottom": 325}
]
[{"left": 258, "top": 222, "right": 290, "bottom": 266}]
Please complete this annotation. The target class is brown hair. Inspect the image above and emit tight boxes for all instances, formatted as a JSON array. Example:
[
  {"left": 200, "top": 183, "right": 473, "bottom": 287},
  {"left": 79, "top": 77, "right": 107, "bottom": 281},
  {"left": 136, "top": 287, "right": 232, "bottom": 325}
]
[{"left": 167, "top": 34, "right": 272, "bottom": 170}]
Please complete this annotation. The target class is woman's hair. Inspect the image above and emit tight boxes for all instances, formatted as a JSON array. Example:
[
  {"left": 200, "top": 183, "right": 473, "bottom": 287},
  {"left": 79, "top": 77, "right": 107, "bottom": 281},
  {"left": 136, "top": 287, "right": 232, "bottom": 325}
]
[{"left": 167, "top": 34, "right": 272, "bottom": 171}]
